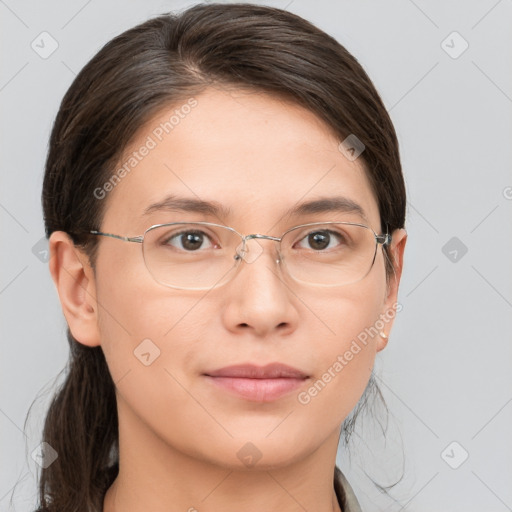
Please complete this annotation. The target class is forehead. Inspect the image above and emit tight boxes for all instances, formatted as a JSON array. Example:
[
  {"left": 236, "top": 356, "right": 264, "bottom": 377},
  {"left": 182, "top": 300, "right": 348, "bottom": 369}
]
[{"left": 101, "top": 87, "right": 381, "bottom": 233}]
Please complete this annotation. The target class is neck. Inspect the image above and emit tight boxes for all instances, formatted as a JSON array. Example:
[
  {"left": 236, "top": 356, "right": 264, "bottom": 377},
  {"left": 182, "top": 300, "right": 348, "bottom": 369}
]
[{"left": 103, "top": 398, "right": 343, "bottom": 512}]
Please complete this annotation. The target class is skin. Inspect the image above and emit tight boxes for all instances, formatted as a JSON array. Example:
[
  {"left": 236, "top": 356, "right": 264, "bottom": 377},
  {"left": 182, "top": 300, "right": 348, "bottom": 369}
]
[{"left": 49, "top": 86, "right": 407, "bottom": 512}]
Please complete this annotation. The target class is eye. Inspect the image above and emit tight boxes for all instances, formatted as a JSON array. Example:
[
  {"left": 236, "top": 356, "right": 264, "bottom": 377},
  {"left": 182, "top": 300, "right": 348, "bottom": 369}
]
[
  {"left": 162, "top": 229, "right": 217, "bottom": 252},
  {"left": 294, "top": 229, "right": 348, "bottom": 251}
]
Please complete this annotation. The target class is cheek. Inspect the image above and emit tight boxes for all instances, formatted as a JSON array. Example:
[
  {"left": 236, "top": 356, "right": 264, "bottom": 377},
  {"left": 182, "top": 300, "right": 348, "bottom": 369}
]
[
  {"left": 94, "top": 252, "right": 202, "bottom": 383},
  {"left": 305, "top": 265, "right": 387, "bottom": 356},
  {"left": 292, "top": 331, "right": 375, "bottom": 443},
  {"left": 297, "top": 275, "right": 387, "bottom": 421}
]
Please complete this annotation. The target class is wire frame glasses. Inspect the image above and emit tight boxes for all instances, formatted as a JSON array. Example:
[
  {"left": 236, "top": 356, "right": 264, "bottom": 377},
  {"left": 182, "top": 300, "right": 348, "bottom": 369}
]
[{"left": 89, "top": 221, "right": 391, "bottom": 290}]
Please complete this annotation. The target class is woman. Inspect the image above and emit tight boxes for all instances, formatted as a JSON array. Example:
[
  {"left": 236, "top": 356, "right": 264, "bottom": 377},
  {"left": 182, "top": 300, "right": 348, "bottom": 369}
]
[{"left": 38, "top": 3, "right": 407, "bottom": 511}]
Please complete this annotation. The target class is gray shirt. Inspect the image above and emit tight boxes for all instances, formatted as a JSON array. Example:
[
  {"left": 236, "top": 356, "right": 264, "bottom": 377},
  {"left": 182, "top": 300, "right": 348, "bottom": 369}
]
[{"left": 334, "top": 466, "right": 363, "bottom": 512}]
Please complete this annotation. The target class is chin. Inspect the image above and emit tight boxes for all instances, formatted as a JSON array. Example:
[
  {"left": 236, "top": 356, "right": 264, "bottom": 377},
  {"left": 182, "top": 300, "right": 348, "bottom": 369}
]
[{"left": 194, "top": 430, "right": 316, "bottom": 471}]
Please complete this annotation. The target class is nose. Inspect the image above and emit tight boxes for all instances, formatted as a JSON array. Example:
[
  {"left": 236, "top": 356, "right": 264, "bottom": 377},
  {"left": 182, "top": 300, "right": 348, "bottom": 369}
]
[{"left": 221, "top": 237, "right": 299, "bottom": 337}]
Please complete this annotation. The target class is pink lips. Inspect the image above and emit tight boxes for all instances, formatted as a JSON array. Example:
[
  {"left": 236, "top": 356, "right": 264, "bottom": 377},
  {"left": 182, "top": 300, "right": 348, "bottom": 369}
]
[{"left": 204, "top": 363, "right": 309, "bottom": 402}]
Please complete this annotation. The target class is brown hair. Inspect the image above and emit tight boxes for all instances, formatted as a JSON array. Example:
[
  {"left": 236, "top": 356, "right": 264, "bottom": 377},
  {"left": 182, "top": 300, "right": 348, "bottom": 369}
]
[{"left": 34, "top": 3, "right": 406, "bottom": 510}]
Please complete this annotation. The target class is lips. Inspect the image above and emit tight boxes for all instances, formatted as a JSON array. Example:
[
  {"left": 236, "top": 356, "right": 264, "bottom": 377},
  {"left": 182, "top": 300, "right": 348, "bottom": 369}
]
[
  {"left": 204, "top": 362, "right": 309, "bottom": 379},
  {"left": 203, "top": 363, "right": 309, "bottom": 402}
]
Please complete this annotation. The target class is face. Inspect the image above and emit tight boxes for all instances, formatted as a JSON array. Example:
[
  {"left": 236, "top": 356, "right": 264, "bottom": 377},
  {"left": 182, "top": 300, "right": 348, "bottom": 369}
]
[{"left": 61, "top": 86, "right": 406, "bottom": 470}]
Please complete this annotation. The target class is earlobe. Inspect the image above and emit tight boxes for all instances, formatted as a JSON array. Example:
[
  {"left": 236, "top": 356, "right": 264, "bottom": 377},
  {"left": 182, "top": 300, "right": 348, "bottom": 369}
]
[
  {"left": 48, "top": 231, "right": 101, "bottom": 347},
  {"left": 377, "top": 331, "right": 389, "bottom": 351}
]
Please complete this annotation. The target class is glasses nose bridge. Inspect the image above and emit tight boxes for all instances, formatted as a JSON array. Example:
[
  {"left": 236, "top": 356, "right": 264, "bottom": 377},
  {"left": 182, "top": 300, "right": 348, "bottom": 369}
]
[
  {"left": 243, "top": 233, "right": 281, "bottom": 243},
  {"left": 237, "top": 232, "right": 283, "bottom": 264}
]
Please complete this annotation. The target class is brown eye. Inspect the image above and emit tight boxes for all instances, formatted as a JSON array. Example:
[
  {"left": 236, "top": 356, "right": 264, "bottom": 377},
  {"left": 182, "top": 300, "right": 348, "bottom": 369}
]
[
  {"left": 162, "top": 229, "right": 215, "bottom": 252},
  {"left": 295, "top": 229, "right": 346, "bottom": 251}
]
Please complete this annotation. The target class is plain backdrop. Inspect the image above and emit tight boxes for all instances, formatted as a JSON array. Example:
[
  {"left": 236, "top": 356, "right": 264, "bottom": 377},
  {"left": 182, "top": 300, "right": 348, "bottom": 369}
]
[{"left": 1, "top": 1, "right": 511, "bottom": 511}]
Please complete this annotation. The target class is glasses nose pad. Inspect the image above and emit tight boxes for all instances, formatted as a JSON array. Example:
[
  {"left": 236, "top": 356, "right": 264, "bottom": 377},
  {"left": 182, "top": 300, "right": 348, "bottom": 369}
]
[{"left": 234, "top": 238, "right": 264, "bottom": 264}]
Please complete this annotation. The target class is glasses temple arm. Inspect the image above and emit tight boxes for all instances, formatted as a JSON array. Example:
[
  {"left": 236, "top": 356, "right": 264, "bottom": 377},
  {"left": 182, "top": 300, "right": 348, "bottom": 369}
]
[{"left": 89, "top": 230, "right": 143, "bottom": 243}]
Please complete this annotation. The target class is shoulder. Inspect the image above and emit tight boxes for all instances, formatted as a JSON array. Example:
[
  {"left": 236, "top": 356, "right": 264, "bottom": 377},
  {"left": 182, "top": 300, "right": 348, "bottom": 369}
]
[{"left": 334, "top": 465, "right": 363, "bottom": 512}]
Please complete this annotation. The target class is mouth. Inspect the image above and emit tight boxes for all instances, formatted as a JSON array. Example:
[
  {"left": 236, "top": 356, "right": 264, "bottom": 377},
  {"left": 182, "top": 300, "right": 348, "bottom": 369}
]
[{"left": 203, "top": 363, "right": 310, "bottom": 402}]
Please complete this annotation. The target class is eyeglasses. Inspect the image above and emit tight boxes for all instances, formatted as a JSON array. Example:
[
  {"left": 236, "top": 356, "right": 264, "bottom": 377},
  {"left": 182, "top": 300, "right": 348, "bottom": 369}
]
[{"left": 89, "top": 221, "right": 391, "bottom": 290}]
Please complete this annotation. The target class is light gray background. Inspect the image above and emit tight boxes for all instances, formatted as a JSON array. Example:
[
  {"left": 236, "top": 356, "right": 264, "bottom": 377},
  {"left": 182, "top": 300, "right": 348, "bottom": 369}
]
[{"left": 1, "top": 1, "right": 511, "bottom": 511}]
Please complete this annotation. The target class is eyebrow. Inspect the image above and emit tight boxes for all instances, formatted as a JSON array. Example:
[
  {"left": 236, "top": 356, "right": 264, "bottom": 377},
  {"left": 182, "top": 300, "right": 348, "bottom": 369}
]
[{"left": 143, "top": 194, "right": 369, "bottom": 223}]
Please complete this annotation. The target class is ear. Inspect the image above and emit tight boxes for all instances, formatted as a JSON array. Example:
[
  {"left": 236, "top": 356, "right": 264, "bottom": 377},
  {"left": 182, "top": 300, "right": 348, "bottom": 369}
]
[
  {"left": 376, "top": 228, "right": 407, "bottom": 352},
  {"left": 48, "top": 231, "right": 101, "bottom": 347}
]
